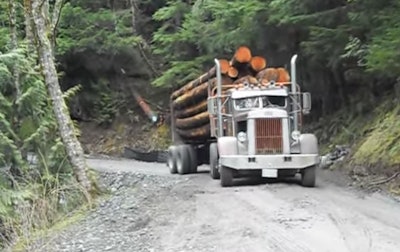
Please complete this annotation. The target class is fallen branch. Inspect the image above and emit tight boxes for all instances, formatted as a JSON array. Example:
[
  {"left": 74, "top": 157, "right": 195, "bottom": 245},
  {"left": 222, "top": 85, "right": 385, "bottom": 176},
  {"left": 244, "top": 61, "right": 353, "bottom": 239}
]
[{"left": 367, "top": 172, "right": 400, "bottom": 187}]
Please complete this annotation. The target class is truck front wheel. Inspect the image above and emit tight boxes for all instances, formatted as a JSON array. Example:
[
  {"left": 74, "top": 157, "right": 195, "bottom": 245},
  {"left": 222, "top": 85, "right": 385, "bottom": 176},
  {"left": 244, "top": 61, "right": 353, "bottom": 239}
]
[
  {"left": 209, "top": 143, "right": 220, "bottom": 179},
  {"left": 176, "top": 145, "right": 190, "bottom": 175},
  {"left": 220, "top": 166, "right": 234, "bottom": 187},
  {"left": 301, "top": 165, "right": 316, "bottom": 187}
]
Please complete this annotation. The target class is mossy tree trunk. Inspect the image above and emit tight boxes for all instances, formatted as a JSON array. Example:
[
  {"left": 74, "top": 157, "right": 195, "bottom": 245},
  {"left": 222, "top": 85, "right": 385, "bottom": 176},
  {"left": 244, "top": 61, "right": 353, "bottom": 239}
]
[
  {"left": 29, "top": 0, "right": 92, "bottom": 192},
  {"left": 23, "top": 0, "right": 35, "bottom": 51}
]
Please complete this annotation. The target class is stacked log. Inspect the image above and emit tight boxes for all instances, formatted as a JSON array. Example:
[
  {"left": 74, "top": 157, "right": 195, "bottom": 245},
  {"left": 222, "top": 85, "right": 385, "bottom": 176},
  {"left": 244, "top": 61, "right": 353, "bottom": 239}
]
[{"left": 171, "top": 46, "right": 291, "bottom": 142}]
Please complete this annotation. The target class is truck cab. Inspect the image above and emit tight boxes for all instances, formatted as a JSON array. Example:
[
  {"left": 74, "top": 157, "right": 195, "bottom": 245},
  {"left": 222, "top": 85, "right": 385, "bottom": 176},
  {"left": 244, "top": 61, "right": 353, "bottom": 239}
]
[{"left": 207, "top": 55, "right": 320, "bottom": 187}]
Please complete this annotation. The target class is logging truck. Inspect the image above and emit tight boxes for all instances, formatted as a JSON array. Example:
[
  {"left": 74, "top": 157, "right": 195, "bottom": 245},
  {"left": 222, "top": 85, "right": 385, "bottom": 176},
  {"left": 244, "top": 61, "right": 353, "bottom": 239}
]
[{"left": 167, "top": 48, "right": 320, "bottom": 187}]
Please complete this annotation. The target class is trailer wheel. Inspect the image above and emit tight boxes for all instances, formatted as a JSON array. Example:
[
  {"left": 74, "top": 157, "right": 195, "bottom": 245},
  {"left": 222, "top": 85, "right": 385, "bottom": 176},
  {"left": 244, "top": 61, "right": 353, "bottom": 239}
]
[
  {"left": 220, "top": 166, "right": 233, "bottom": 187},
  {"left": 187, "top": 145, "right": 198, "bottom": 174},
  {"left": 301, "top": 165, "right": 316, "bottom": 187},
  {"left": 209, "top": 143, "right": 220, "bottom": 179},
  {"left": 176, "top": 145, "right": 190, "bottom": 175},
  {"left": 167, "top": 146, "right": 178, "bottom": 174}
]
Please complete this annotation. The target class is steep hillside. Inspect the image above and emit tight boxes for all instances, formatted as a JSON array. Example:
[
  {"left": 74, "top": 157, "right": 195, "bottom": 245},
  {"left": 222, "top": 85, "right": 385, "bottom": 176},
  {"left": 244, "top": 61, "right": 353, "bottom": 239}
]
[{"left": 314, "top": 92, "right": 400, "bottom": 193}]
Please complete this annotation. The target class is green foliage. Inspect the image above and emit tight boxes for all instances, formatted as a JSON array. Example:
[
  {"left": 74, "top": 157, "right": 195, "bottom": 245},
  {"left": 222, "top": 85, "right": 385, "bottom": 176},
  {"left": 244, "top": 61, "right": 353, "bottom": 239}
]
[
  {"left": 365, "top": 17, "right": 400, "bottom": 76},
  {"left": 92, "top": 79, "right": 124, "bottom": 126},
  {"left": 0, "top": 45, "right": 87, "bottom": 248},
  {"left": 57, "top": 2, "right": 142, "bottom": 56},
  {"left": 343, "top": 0, "right": 400, "bottom": 75},
  {"left": 151, "top": 0, "right": 266, "bottom": 87}
]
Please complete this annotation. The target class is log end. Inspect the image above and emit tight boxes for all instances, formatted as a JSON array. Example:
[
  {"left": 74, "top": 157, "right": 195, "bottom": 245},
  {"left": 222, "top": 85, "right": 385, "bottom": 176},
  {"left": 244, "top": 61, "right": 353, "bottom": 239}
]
[
  {"left": 256, "top": 68, "right": 279, "bottom": 82},
  {"left": 219, "top": 59, "right": 230, "bottom": 74},
  {"left": 250, "top": 56, "right": 267, "bottom": 72},
  {"left": 234, "top": 46, "right": 252, "bottom": 63},
  {"left": 228, "top": 66, "right": 239, "bottom": 78},
  {"left": 276, "top": 67, "right": 291, "bottom": 83}
]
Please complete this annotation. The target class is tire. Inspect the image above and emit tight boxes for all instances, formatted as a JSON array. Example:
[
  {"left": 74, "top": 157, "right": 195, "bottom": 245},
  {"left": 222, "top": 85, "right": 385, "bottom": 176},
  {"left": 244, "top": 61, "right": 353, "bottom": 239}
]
[
  {"left": 167, "top": 146, "right": 178, "bottom": 174},
  {"left": 176, "top": 145, "right": 190, "bottom": 175},
  {"left": 187, "top": 145, "right": 198, "bottom": 174},
  {"left": 209, "top": 143, "right": 220, "bottom": 179},
  {"left": 301, "top": 165, "right": 316, "bottom": 187},
  {"left": 220, "top": 166, "right": 234, "bottom": 187}
]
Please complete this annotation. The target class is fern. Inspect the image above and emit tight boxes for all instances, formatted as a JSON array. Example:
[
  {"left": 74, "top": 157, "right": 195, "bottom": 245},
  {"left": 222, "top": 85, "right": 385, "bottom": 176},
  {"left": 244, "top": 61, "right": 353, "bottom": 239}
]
[
  {"left": 0, "top": 45, "right": 83, "bottom": 248},
  {"left": 63, "top": 84, "right": 82, "bottom": 101}
]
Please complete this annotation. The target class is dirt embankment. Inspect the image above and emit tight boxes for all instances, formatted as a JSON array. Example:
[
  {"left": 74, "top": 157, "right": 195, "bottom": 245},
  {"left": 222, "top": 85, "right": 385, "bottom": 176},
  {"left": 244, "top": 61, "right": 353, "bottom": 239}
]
[{"left": 78, "top": 117, "right": 171, "bottom": 157}]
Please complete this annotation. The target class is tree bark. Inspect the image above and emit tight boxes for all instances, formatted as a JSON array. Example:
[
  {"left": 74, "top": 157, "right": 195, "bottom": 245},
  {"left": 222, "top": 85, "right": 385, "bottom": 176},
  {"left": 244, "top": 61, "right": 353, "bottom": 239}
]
[
  {"left": 128, "top": 0, "right": 159, "bottom": 77},
  {"left": 50, "top": 0, "right": 64, "bottom": 51},
  {"left": 30, "top": 0, "right": 92, "bottom": 192},
  {"left": 23, "top": 0, "right": 35, "bottom": 52}
]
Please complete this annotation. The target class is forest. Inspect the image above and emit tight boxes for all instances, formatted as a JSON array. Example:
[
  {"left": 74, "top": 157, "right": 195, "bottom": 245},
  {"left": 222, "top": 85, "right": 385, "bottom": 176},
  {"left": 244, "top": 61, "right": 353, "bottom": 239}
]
[{"left": 1, "top": 0, "right": 400, "bottom": 249}]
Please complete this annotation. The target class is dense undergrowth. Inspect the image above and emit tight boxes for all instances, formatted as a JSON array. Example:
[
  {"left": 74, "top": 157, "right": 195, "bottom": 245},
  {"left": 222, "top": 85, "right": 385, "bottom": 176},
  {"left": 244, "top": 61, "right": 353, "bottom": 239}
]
[{"left": 0, "top": 47, "right": 90, "bottom": 249}]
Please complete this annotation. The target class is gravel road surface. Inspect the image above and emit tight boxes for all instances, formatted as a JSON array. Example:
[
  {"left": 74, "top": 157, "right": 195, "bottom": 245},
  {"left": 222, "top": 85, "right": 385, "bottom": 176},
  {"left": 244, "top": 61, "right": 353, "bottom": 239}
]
[{"left": 28, "top": 158, "right": 400, "bottom": 252}]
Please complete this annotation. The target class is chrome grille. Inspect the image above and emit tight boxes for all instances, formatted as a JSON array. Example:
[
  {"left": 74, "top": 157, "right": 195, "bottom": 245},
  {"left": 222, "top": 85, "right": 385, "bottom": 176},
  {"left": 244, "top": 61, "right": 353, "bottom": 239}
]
[{"left": 255, "top": 118, "right": 283, "bottom": 154}]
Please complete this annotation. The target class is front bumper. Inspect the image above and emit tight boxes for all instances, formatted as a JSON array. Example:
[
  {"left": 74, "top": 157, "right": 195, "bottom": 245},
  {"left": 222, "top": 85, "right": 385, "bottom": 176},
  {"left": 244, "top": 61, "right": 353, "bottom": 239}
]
[{"left": 219, "top": 154, "right": 320, "bottom": 170}]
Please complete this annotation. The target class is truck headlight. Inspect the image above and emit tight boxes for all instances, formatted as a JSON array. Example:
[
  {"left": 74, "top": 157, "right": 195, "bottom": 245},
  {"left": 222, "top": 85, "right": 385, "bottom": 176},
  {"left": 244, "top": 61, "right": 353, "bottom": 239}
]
[
  {"left": 291, "top": 130, "right": 301, "bottom": 140},
  {"left": 237, "top": 131, "right": 247, "bottom": 143}
]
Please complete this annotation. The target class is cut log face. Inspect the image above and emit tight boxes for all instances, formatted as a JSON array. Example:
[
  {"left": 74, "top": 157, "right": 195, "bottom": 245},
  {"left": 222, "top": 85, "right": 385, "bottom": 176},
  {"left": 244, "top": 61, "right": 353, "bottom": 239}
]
[
  {"left": 250, "top": 56, "right": 267, "bottom": 72},
  {"left": 231, "top": 46, "right": 252, "bottom": 64},
  {"left": 219, "top": 59, "right": 230, "bottom": 74},
  {"left": 276, "top": 67, "right": 291, "bottom": 83},
  {"left": 228, "top": 66, "right": 239, "bottom": 78},
  {"left": 256, "top": 68, "right": 279, "bottom": 82}
]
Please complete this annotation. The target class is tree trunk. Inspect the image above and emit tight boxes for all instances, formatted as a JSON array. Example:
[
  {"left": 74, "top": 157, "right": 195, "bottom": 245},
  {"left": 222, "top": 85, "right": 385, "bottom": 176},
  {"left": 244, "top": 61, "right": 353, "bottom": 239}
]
[
  {"left": 23, "top": 0, "right": 36, "bottom": 54},
  {"left": 128, "top": 0, "right": 159, "bottom": 77},
  {"left": 30, "top": 0, "right": 92, "bottom": 192}
]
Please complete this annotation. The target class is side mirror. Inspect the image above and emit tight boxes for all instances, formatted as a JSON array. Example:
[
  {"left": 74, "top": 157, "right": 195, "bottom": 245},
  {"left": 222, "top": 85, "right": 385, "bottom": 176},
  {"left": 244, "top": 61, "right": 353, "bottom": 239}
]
[
  {"left": 207, "top": 97, "right": 216, "bottom": 115},
  {"left": 302, "top": 92, "right": 312, "bottom": 114}
]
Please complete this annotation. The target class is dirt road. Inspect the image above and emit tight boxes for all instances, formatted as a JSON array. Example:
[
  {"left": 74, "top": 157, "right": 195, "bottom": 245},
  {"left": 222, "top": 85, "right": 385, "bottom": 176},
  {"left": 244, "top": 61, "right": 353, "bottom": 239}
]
[
  {"left": 31, "top": 158, "right": 400, "bottom": 252},
  {"left": 92, "top": 158, "right": 400, "bottom": 252}
]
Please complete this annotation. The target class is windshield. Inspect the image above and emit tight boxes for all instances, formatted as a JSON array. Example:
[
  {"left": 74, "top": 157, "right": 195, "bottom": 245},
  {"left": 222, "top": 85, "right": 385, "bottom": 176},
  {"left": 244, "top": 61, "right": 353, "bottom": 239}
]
[
  {"left": 234, "top": 97, "right": 260, "bottom": 110},
  {"left": 262, "top": 96, "right": 286, "bottom": 107},
  {"left": 234, "top": 96, "right": 286, "bottom": 110}
]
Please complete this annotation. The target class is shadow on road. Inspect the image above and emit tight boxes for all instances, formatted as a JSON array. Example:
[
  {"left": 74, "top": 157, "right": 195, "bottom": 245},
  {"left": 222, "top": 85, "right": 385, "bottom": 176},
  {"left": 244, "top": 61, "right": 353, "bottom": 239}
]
[{"left": 232, "top": 176, "right": 303, "bottom": 187}]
